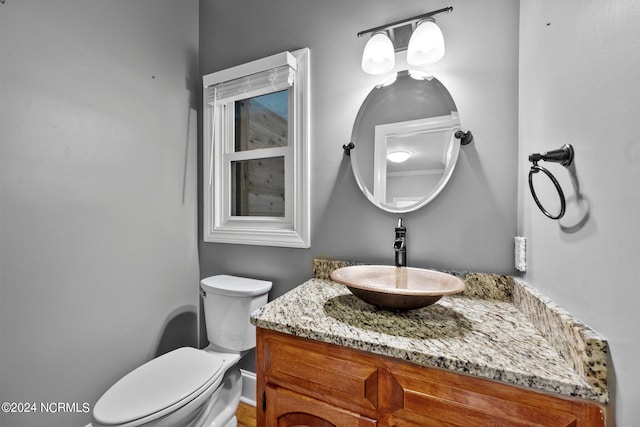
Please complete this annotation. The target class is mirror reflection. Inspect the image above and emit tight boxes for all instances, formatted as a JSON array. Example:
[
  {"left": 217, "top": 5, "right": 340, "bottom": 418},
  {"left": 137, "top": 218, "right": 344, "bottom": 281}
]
[{"left": 351, "top": 70, "right": 462, "bottom": 213}]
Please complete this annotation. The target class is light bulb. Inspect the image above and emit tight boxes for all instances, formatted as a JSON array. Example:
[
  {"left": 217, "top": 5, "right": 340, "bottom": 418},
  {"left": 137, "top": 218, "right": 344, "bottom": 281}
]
[
  {"left": 361, "top": 32, "right": 395, "bottom": 75},
  {"left": 387, "top": 150, "right": 412, "bottom": 163},
  {"left": 407, "top": 20, "right": 445, "bottom": 65}
]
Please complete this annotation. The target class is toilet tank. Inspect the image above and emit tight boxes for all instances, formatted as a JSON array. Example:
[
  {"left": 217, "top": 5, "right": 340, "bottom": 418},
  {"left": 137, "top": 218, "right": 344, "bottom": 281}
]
[{"left": 200, "top": 275, "right": 272, "bottom": 352}]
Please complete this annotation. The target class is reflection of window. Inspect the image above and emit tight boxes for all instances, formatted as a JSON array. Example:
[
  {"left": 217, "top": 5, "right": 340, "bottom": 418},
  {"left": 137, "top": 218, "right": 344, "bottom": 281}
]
[{"left": 203, "top": 49, "right": 310, "bottom": 247}]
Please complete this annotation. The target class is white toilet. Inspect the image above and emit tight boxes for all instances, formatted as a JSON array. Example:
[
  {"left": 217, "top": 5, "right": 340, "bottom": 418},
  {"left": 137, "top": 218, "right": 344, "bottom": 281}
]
[{"left": 90, "top": 275, "right": 272, "bottom": 427}]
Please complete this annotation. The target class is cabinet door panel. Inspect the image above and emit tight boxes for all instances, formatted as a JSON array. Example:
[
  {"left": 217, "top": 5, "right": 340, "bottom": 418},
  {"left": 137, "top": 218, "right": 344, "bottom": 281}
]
[
  {"left": 270, "top": 341, "right": 377, "bottom": 399},
  {"left": 266, "top": 385, "right": 377, "bottom": 427},
  {"left": 264, "top": 334, "right": 378, "bottom": 413},
  {"left": 392, "top": 372, "right": 579, "bottom": 427},
  {"left": 257, "top": 328, "right": 606, "bottom": 427}
]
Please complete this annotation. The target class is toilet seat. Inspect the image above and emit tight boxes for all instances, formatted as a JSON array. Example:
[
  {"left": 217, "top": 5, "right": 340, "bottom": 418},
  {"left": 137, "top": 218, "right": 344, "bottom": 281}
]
[{"left": 92, "top": 347, "right": 226, "bottom": 427}]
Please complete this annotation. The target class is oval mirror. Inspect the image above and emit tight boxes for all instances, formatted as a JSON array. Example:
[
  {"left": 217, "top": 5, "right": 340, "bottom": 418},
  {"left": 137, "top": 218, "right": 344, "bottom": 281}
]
[{"left": 351, "top": 70, "right": 463, "bottom": 213}]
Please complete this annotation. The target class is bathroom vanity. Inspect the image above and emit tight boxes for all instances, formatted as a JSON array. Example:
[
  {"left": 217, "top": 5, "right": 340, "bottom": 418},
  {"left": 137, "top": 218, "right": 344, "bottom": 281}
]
[{"left": 251, "top": 259, "right": 610, "bottom": 426}]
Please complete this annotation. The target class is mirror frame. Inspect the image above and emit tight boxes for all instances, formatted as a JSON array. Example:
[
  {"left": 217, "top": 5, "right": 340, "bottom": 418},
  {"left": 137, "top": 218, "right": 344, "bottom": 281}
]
[{"left": 350, "top": 71, "right": 463, "bottom": 213}]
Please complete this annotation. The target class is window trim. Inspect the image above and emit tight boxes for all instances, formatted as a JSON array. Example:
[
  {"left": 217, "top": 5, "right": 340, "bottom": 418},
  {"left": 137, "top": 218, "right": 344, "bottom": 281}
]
[{"left": 202, "top": 49, "right": 310, "bottom": 248}]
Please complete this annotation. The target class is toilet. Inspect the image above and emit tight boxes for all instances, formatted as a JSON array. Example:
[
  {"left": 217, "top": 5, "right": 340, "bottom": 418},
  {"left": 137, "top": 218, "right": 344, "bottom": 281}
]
[{"left": 90, "top": 275, "right": 272, "bottom": 427}]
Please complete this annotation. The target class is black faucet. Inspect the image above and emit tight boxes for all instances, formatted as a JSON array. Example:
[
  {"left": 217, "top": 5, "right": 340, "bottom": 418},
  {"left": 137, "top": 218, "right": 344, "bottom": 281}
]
[{"left": 394, "top": 218, "right": 406, "bottom": 267}]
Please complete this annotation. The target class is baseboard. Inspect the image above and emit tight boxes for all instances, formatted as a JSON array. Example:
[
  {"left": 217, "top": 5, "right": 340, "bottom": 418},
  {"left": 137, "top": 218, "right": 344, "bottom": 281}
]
[{"left": 240, "top": 369, "right": 257, "bottom": 406}]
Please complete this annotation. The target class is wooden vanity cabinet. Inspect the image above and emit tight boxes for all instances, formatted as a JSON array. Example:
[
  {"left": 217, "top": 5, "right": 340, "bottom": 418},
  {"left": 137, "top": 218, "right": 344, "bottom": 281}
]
[
  {"left": 264, "top": 385, "right": 377, "bottom": 426},
  {"left": 256, "top": 328, "right": 606, "bottom": 427}
]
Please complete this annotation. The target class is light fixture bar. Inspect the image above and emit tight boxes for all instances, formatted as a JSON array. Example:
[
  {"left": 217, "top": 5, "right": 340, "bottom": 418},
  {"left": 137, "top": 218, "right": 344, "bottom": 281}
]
[{"left": 357, "top": 6, "right": 453, "bottom": 38}]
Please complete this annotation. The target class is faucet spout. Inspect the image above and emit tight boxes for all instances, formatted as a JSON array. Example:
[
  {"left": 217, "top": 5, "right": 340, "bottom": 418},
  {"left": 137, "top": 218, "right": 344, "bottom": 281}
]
[{"left": 394, "top": 217, "right": 407, "bottom": 267}]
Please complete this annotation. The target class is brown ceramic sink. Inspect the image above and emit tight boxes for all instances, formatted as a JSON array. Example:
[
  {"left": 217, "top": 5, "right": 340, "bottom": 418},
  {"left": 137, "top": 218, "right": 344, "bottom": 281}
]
[{"left": 330, "top": 265, "right": 465, "bottom": 311}]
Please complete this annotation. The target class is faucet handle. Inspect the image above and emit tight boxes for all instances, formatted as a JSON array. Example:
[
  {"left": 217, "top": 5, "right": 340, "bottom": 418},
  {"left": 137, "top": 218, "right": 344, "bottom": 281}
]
[{"left": 394, "top": 217, "right": 407, "bottom": 267}]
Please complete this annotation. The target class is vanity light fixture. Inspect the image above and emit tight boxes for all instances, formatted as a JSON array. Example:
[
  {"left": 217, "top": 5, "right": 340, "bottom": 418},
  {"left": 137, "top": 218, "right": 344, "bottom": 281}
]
[
  {"left": 387, "top": 150, "right": 412, "bottom": 163},
  {"left": 358, "top": 6, "right": 452, "bottom": 75},
  {"left": 407, "top": 19, "right": 445, "bottom": 65},
  {"left": 361, "top": 32, "right": 396, "bottom": 75}
]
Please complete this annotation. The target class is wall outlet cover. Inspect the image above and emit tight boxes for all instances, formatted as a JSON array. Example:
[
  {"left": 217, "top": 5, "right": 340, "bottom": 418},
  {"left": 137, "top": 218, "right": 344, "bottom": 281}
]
[{"left": 514, "top": 236, "right": 526, "bottom": 272}]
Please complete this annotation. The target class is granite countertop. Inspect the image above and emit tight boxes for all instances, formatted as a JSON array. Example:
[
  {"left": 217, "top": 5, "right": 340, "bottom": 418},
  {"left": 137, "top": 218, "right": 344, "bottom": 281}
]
[{"left": 251, "top": 259, "right": 609, "bottom": 403}]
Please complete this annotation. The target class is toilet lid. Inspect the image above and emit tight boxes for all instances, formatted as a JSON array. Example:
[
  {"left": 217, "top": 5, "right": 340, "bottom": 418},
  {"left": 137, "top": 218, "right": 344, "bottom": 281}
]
[
  {"left": 200, "top": 275, "right": 272, "bottom": 297},
  {"left": 93, "top": 347, "right": 224, "bottom": 426}
]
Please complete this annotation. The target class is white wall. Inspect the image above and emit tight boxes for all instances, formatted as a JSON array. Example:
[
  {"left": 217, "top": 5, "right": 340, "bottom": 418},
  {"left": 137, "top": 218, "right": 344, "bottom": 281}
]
[
  {"left": 519, "top": 1, "right": 640, "bottom": 425},
  {"left": 0, "top": 1, "right": 199, "bottom": 426}
]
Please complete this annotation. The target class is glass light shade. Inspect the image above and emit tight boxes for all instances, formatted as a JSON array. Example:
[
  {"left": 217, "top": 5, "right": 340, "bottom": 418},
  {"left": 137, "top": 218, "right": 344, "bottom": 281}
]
[
  {"left": 387, "top": 150, "right": 412, "bottom": 163},
  {"left": 407, "top": 20, "right": 445, "bottom": 65},
  {"left": 361, "top": 32, "right": 395, "bottom": 75}
]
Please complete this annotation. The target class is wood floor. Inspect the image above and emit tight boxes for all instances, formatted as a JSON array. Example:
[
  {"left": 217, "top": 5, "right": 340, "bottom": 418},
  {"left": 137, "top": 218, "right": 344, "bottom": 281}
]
[{"left": 236, "top": 402, "right": 257, "bottom": 427}]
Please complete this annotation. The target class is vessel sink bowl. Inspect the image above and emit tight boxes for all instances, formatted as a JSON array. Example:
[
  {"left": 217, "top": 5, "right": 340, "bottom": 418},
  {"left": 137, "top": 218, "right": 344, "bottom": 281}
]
[{"left": 330, "top": 265, "right": 465, "bottom": 311}]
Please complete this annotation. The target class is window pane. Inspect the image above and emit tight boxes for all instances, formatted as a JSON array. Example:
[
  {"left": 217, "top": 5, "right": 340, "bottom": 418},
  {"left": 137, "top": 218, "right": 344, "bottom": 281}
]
[
  {"left": 231, "top": 157, "right": 285, "bottom": 217},
  {"left": 235, "top": 90, "right": 289, "bottom": 152}
]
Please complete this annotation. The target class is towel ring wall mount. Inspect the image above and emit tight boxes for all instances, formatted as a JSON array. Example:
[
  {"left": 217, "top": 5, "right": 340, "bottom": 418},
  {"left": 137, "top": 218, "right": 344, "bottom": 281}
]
[{"left": 528, "top": 144, "right": 574, "bottom": 220}]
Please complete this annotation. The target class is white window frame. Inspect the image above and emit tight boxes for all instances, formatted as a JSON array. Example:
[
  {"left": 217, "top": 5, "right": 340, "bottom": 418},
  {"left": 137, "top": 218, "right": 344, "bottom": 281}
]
[{"left": 202, "top": 49, "right": 310, "bottom": 248}]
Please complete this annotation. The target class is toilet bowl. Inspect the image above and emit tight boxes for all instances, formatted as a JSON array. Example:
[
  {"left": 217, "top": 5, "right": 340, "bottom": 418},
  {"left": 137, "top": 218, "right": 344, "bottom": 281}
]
[{"left": 90, "top": 275, "right": 272, "bottom": 427}]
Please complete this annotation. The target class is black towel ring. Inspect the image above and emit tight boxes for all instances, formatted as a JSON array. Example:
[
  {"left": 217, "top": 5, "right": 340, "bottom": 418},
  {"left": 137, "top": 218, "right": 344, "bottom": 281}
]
[
  {"left": 528, "top": 164, "right": 566, "bottom": 220},
  {"left": 527, "top": 144, "right": 574, "bottom": 220}
]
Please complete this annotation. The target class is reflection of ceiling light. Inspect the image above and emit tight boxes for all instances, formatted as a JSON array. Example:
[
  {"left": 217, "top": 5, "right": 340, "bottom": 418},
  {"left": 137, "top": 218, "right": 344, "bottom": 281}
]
[{"left": 387, "top": 150, "right": 412, "bottom": 163}]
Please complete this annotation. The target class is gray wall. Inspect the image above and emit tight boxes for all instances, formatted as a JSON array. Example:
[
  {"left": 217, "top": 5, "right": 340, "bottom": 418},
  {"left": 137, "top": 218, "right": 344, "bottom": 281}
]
[
  {"left": 0, "top": 1, "right": 199, "bottom": 426},
  {"left": 519, "top": 1, "right": 640, "bottom": 425},
  {"left": 199, "top": 0, "right": 520, "bottom": 368}
]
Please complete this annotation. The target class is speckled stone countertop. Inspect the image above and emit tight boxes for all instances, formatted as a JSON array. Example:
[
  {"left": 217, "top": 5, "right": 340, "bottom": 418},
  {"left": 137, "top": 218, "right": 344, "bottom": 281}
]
[{"left": 251, "top": 259, "right": 609, "bottom": 403}]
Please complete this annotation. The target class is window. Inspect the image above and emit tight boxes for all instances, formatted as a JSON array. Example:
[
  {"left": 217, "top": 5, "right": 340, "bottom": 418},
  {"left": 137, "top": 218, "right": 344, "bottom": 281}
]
[{"left": 202, "top": 49, "right": 310, "bottom": 247}]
